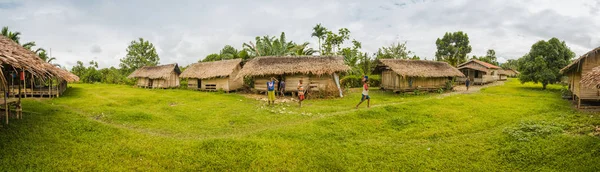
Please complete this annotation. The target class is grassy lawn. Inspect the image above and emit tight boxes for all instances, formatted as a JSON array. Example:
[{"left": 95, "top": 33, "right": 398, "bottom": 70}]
[{"left": 1, "top": 78, "right": 599, "bottom": 171}]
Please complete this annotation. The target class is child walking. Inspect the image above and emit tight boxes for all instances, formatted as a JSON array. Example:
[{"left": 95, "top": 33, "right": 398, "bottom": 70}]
[{"left": 356, "top": 76, "right": 370, "bottom": 109}]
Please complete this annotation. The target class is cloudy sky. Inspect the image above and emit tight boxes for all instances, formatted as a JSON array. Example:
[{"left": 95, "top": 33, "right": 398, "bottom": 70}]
[{"left": 1, "top": 0, "right": 599, "bottom": 69}]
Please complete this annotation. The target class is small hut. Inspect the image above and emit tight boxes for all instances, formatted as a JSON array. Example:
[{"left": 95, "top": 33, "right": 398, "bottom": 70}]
[
  {"left": 374, "top": 59, "right": 464, "bottom": 92},
  {"left": 498, "top": 69, "right": 508, "bottom": 81},
  {"left": 237, "top": 56, "right": 349, "bottom": 97},
  {"left": 502, "top": 68, "right": 519, "bottom": 77},
  {"left": 560, "top": 47, "right": 600, "bottom": 108},
  {"left": 180, "top": 59, "right": 243, "bottom": 92},
  {"left": 456, "top": 59, "right": 501, "bottom": 85},
  {"left": 128, "top": 64, "right": 181, "bottom": 88}
]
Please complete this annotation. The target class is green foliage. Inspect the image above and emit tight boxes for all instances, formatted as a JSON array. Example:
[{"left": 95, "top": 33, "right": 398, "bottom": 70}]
[
  {"left": 501, "top": 59, "right": 520, "bottom": 70},
  {"left": 341, "top": 75, "right": 380, "bottom": 88},
  {"left": 518, "top": 38, "right": 575, "bottom": 89},
  {"left": 71, "top": 61, "right": 131, "bottom": 84},
  {"left": 435, "top": 31, "right": 472, "bottom": 66},
  {"left": 242, "top": 32, "right": 297, "bottom": 57},
  {"left": 322, "top": 28, "right": 350, "bottom": 55},
  {"left": 472, "top": 49, "right": 499, "bottom": 66},
  {"left": 503, "top": 121, "right": 564, "bottom": 141},
  {"left": 311, "top": 23, "right": 328, "bottom": 54},
  {"left": 376, "top": 41, "right": 415, "bottom": 59},
  {"left": 119, "top": 38, "right": 159, "bottom": 74}
]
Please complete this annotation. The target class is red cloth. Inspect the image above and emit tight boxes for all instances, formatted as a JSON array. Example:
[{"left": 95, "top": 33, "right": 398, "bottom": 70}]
[{"left": 19, "top": 72, "right": 24, "bottom": 81}]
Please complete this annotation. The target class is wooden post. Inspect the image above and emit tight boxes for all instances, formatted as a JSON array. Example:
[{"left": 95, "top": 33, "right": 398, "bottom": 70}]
[
  {"left": 17, "top": 70, "right": 21, "bottom": 119},
  {"left": 48, "top": 79, "right": 51, "bottom": 98},
  {"left": 578, "top": 97, "right": 581, "bottom": 109},
  {"left": 30, "top": 73, "right": 33, "bottom": 97}
]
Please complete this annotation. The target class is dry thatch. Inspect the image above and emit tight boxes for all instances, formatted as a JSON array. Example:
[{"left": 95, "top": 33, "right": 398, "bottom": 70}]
[
  {"left": 180, "top": 59, "right": 242, "bottom": 79},
  {"left": 581, "top": 66, "right": 600, "bottom": 88},
  {"left": 0, "top": 35, "right": 53, "bottom": 78},
  {"left": 457, "top": 63, "right": 490, "bottom": 73},
  {"left": 237, "top": 56, "right": 350, "bottom": 77},
  {"left": 561, "top": 46, "right": 600, "bottom": 74},
  {"left": 458, "top": 59, "right": 501, "bottom": 69},
  {"left": 0, "top": 35, "right": 79, "bottom": 82},
  {"left": 43, "top": 63, "right": 80, "bottom": 82},
  {"left": 127, "top": 64, "right": 181, "bottom": 79},
  {"left": 375, "top": 59, "right": 464, "bottom": 77}
]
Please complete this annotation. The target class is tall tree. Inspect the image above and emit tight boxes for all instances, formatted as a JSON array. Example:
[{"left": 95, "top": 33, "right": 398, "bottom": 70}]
[
  {"left": 202, "top": 53, "right": 221, "bottom": 62},
  {"left": 119, "top": 38, "right": 159, "bottom": 74},
  {"left": 376, "top": 41, "right": 414, "bottom": 59},
  {"left": 323, "top": 28, "right": 350, "bottom": 55},
  {"left": 518, "top": 38, "right": 575, "bottom": 89},
  {"left": 435, "top": 31, "right": 472, "bottom": 66},
  {"left": 242, "top": 32, "right": 296, "bottom": 57},
  {"left": 311, "top": 23, "right": 328, "bottom": 54}
]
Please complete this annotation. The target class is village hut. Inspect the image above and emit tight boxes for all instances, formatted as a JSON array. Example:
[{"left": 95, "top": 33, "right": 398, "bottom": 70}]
[
  {"left": 560, "top": 47, "right": 600, "bottom": 108},
  {"left": 237, "top": 56, "right": 350, "bottom": 97},
  {"left": 0, "top": 35, "right": 80, "bottom": 124},
  {"left": 505, "top": 68, "right": 520, "bottom": 77},
  {"left": 180, "top": 59, "right": 243, "bottom": 92},
  {"left": 374, "top": 59, "right": 464, "bottom": 92},
  {"left": 456, "top": 59, "right": 501, "bottom": 85},
  {"left": 497, "top": 69, "right": 508, "bottom": 81},
  {"left": 127, "top": 64, "right": 181, "bottom": 88}
]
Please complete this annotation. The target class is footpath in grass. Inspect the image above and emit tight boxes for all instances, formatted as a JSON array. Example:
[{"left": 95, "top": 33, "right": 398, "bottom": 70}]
[{"left": 0, "top": 78, "right": 599, "bottom": 171}]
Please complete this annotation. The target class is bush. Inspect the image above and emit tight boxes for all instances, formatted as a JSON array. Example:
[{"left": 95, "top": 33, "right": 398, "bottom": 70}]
[{"left": 341, "top": 75, "right": 381, "bottom": 88}]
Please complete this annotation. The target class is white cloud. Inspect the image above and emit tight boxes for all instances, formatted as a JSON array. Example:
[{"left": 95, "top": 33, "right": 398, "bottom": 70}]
[{"left": 0, "top": 0, "right": 598, "bottom": 68}]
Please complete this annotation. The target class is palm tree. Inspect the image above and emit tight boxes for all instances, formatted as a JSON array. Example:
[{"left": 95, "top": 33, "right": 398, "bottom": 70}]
[
  {"left": 311, "top": 24, "right": 328, "bottom": 55},
  {"left": 2, "top": 26, "right": 37, "bottom": 50},
  {"left": 291, "top": 42, "right": 316, "bottom": 55},
  {"left": 242, "top": 32, "right": 295, "bottom": 57}
]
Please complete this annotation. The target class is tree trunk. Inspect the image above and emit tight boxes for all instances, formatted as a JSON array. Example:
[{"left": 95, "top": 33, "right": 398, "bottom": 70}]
[{"left": 543, "top": 83, "right": 548, "bottom": 89}]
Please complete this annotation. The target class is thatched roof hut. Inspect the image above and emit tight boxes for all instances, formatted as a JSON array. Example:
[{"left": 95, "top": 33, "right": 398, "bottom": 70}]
[
  {"left": 180, "top": 59, "right": 243, "bottom": 91},
  {"left": 238, "top": 56, "right": 349, "bottom": 95},
  {"left": 560, "top": 47, "right": 600, "bottom": 108},
  {"left": 0, "top": 35, "right": 54, "bottom": 78},
  {"left": 237, "top": 56, "right": 350, "bottom": 77},
  {"left": 128, "top": 64, "right": 181, "bottom": 88},
  {"left": 375, "top": 59, "right": 464, "bottom": 77},
  {"left": 456, "top": 59, "right": 501, "bottom": 84},
  {"left": 374, "top": 59, "right": 463, "bottom": 92}
]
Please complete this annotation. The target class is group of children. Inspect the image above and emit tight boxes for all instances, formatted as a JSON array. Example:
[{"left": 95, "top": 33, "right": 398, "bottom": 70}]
[{"left": 266, "top": 75, "right": 370, "bottom": 109}]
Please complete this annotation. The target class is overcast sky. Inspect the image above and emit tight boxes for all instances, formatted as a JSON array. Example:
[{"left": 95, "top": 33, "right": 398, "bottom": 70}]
[{"left": 1, "top": 0, "right": 599, "bottom": 69}]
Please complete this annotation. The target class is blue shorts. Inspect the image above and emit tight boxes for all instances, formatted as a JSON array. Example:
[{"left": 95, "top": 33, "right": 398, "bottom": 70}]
[{"left": 361, "top": 94, "right": 370, "bottom": 101}]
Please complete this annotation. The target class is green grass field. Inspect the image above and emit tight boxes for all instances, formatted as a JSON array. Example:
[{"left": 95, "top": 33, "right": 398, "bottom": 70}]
[{"left": 1, "top": 79, "right": 599, "bottom": 171}]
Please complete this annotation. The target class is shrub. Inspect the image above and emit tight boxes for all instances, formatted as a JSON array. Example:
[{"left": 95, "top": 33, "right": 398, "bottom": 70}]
[{"left": 341, "top": 75, "right": 381, "bottom": 88}]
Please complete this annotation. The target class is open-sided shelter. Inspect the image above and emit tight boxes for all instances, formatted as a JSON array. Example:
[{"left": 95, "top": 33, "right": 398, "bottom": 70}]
[
  {"left": 128, "top": 64, "right": 181, "bottom": 88},
  {"left": 237, "top": 56, "right": 349, "bottom": 97},
  {"left": 180, "top": 59, "right": 243, "bottom": 92},
  {"left": 374, "top": 59, "right": 464, "bottom": 92}
]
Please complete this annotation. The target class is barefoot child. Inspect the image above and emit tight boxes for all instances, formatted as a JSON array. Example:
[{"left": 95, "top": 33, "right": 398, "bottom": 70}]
[
  {"left": 356, "top": 76, "right": 370, "bottom": 108},
  {"left": 267, "top": 77, "right": 278, "bottom": 105},
  {"left": 298, "top": 78, "right": 305, "bottom": 107}
]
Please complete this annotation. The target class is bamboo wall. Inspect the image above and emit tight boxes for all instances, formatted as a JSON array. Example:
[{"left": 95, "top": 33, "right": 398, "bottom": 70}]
[
  {"left": 572, "top": 53, "right": 600, "bottom": 100},
  {"left": 380, "top": 70, "right": 449, "bottom": 91},
  {"left": 253, "top": 74, "right": 337, "bottom": 92},
  {"left": 135, "top": 71, "right": 180, "bottom": 88}
]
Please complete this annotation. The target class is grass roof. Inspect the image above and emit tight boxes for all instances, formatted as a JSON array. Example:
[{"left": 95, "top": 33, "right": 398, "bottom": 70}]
[
  {"left": 237, "top": 56, "right": 350, "bottom": 77},
  {"left": 180, "top": 59, "right": 242, "bottom": 79},
  {"left": 127, "top": 64, "right": 180, "bottom": 79},
  {"left": 375, "top": 59, "right": 464, "bottom": 77}
]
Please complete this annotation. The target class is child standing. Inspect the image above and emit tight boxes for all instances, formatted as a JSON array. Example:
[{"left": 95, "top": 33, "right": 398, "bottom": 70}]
[
  {"left": 298, "top": 78, "right": 305, "bottom": 107},
  {"left": 267, "top": 77, "right": 278, "bottom": 105},
  {"left": 356, "top": 76, "right": 370, "bottom": 109}
]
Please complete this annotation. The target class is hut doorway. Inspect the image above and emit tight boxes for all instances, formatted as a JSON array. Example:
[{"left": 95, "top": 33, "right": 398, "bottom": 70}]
[
  {"left": 197, "top": 79, "right": 202, "bottom": 89},
  {"left": 148, "top": 79, "right": 153, "bottom": 87}
]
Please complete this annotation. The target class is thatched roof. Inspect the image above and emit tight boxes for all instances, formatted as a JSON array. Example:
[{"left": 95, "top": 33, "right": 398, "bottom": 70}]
[
  {"left": 43, "top": 63, "right": 80, "bottom": 82},
  {"left": 180, "top": 59, "right": 242, "bottom": 79},
  {"left": 458, "top": 59, "right": 501, "bottom": 69},
  {"left": 237, "top": 56, "right": 350, "bottom": 77},
  {"left": 457, "top": 63, "right": 490, "bottom": 73},
  {"left": 0, "top": 35, "right": 79, "bottom": 82},
  {"left": 581, "top": 66, "right": 600, "bottom": 88},
  {"left": 374, "top": 59, "right": 464, "bottom": 77},
  {"left": 561, "top": 46, "right": 600, "bottom": 74},
  {"left": 127, "top": 64, "right": 181, "bottom": 79}
]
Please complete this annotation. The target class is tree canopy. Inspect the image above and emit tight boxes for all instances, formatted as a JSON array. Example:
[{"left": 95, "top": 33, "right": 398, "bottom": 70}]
[
  {"left": 435, "top": 31, "right": 472, "bottom": 66},
  {"left": 375, "top": 41, "right": 417, "bottom": 60},
  {"left": 119, "top": 38, "right": 160, "bottom": 74},
  {"left": 471, "top": 49, "right": 499, "bottom": 66},
  {"left": 518, "top": 38, "right": 575, "bottom": 89}
]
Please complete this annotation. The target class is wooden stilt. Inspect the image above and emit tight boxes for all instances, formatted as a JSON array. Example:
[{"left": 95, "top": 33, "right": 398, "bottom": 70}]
[
  {"left": 577, "top": 96, "right": 581, "bottom": 109},
  {"left": 30, "top": 73, "right": 33, "bottom": 97},
  {"left": 17, "top": 70, "right": 21, "bottom": 119}
]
